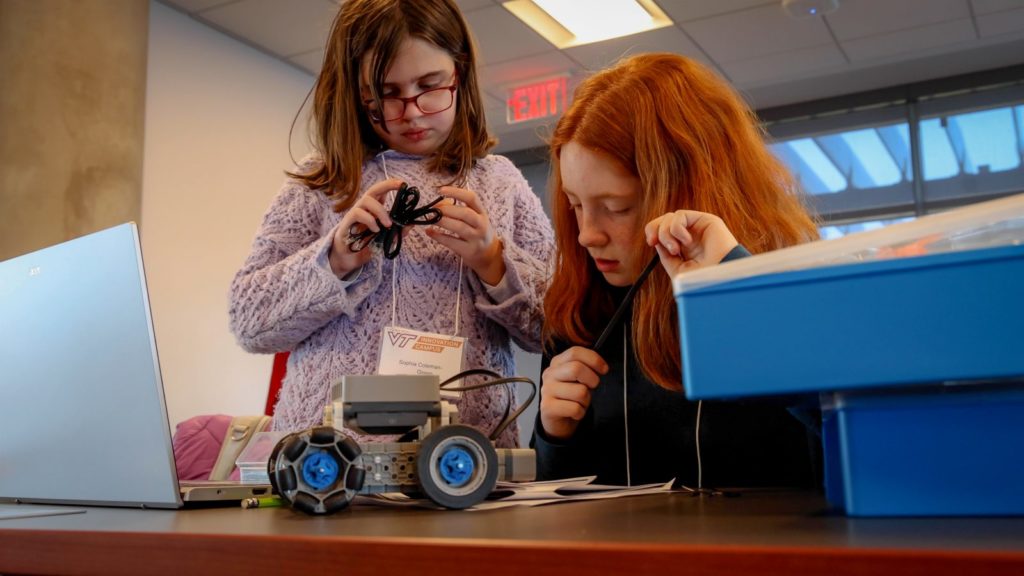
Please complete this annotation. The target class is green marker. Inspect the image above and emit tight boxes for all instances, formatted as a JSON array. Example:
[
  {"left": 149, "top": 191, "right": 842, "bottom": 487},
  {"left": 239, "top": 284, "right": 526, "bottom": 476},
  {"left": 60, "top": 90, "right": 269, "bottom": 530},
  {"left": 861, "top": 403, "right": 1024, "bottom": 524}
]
[{"left": 241, "top": 496, "right": 284, "bottom": 509}]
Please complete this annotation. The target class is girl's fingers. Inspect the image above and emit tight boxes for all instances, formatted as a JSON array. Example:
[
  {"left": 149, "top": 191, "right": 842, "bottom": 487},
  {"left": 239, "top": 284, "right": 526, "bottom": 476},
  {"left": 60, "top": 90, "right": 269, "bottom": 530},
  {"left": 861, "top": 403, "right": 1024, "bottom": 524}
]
[
  {"left": 646, "top": 212, "right": 697, "bottom": 252},
  {"left": 551, "top": 346, "right": 609, "bottom": 377},
  {"left": 355, "top": 178, "right": 404, "bottom": 227},
  {"left": 424, "top": 227, "right": 463, "bottom": 253},
  {"left": 644, "top": 217, "right": 663, "bottom": 246},
  {"left": 670, "top": 216, "right": 695, "bottom": 248},
  {"left": 546, "top": 361, "right": 601, "bottom": 389},
  {"left": 438, "top": 186, "right": 485, "bottom": 214},
  {"left": 555, "top": 381, "right": 593, "bottom": 407},
  {"left": 654, "top": 244, "right": 679, "bottom": 274},
  {"left": 364, "top": 178, "right": 405, "bottom": 200},
  {"left": 348, "top": 207, "right": 381, "bottom": 233},
  {"left": 658, "top": 223, "right": 679, "bottom": 255},
  {"left": 433, "top": 216, "right": 475, "bottom": 240},
  {"left": 437, "top": 203, "right": 483, "bottom": 228},
  {"left": 355, "top": 196, "right": 391, "bottom": 228},
  {"left": 541, "top": 396, "right": 588, "bottom": 422}
]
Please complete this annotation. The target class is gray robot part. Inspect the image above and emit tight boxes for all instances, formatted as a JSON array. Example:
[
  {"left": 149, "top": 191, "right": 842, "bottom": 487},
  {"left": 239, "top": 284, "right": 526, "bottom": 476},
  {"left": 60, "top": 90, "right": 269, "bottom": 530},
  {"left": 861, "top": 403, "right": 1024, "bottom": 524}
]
[{"left": 270, "top": 375, "right": 536, "bottom": 513}]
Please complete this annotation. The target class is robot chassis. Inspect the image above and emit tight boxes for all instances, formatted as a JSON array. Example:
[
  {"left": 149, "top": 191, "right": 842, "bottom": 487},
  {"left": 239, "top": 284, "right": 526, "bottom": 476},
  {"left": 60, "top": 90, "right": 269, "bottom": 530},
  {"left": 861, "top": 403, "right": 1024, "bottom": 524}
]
[{"left": 267, "top": 374, "right": 535, "bottom": 514}]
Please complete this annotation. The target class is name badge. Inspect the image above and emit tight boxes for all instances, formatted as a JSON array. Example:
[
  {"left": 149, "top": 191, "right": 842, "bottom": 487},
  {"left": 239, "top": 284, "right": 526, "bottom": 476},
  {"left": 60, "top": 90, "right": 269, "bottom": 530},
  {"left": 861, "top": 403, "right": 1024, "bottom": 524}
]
[{"left": 378, "top": 326, "right": 466, "bottom": 398}]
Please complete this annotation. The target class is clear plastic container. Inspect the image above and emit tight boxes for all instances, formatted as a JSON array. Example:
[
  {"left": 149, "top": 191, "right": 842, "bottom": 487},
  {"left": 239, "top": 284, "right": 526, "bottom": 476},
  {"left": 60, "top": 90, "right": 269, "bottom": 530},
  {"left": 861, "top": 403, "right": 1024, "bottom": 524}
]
[
  {"left": 235, "top": 431, "right": 287, "bottom": 484},
  {"left": 673, "top": 192, "right": 1024, "bottom": 295}
]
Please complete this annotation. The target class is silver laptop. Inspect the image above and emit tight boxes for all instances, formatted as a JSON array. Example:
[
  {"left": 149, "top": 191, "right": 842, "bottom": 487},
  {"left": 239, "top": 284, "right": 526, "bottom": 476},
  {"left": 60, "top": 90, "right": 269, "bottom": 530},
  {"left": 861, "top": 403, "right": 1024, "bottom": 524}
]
[{"left": 0, "top": 223, "right": 270, "bottom": 508}]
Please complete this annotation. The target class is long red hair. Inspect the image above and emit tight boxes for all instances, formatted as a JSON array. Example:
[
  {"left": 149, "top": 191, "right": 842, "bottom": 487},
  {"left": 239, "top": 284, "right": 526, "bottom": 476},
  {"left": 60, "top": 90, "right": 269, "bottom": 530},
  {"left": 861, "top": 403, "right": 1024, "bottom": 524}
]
[{"left": 545, "top": 53, "right": 818, "bottom": 391}]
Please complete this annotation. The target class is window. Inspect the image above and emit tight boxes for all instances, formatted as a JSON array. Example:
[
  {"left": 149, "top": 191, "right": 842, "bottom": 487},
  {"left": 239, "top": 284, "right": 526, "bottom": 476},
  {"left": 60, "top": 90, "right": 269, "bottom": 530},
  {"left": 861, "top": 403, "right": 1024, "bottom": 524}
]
[
  {"left": 919, "top": 100, "right": 1024, "bottom": 203},
  {"left": 767, "top": 106, "right": 915, "bottom": 220},
  {"left": 766, "top": 81, "right": 1024, "bottom": 227}
]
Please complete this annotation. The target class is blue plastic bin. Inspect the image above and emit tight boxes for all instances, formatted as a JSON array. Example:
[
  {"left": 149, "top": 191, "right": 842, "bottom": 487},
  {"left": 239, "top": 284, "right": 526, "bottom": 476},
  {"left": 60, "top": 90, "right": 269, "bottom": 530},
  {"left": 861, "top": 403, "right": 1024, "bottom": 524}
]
[
  {"left": 674, "top": 242, "right": 1024, "bottom": 516},
  {"left": 676, "top": 244, "right": 1024, "bottom": 400},
  {"left": 822, "top": 384, "right": 1024, "bottom": 516}
]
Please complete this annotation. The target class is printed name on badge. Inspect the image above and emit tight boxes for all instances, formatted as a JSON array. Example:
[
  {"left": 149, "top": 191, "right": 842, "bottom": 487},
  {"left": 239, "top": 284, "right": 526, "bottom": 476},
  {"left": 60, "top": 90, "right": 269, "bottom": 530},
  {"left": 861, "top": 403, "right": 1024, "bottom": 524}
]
[{"left": 378, "top": 326, "right": 467, "bottom": 398}]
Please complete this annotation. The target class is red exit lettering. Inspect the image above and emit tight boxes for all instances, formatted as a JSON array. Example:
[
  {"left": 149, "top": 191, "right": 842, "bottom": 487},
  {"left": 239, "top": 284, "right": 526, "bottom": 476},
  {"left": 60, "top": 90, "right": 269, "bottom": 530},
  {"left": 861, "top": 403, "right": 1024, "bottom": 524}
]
[{"left": 506, "top": 77, "right": 569, "bottom": 124}]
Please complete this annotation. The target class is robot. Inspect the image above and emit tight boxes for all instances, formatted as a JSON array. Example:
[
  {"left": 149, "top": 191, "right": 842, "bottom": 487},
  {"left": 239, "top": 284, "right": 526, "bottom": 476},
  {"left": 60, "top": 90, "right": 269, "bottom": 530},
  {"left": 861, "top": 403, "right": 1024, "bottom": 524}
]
[{"left": 266, "top": 372, "right": 536, "bottom": 514}]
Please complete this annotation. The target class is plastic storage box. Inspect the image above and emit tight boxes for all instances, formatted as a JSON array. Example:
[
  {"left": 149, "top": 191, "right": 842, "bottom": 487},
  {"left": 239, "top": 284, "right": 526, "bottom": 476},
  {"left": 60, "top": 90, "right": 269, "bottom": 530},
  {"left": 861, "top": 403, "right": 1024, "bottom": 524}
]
[
  {"left": 822, "top": 384, "right": 1024, "bottom": 516},
  {"left": 235, "top": 431, "right": 287, "bottom": 484},
  {"left": 672, "top": 194, "right": 1024, "bottom": 516},
  {"left": 673, "top": 194, "right": 1024, "bottom": 400},
  {"left": 676, "top": 244, "right": 1024, "bottom": 399}
]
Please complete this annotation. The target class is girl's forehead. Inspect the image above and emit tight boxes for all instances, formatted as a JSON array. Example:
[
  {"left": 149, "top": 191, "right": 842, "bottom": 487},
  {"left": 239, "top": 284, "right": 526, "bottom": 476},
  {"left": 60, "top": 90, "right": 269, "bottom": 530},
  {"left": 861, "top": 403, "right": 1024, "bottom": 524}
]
[
  {"left": 360, "top": 37, "right": 455, "bottom": 86},
  {"left": 561, "top": 143, "right": 640, "bottom": 201}
]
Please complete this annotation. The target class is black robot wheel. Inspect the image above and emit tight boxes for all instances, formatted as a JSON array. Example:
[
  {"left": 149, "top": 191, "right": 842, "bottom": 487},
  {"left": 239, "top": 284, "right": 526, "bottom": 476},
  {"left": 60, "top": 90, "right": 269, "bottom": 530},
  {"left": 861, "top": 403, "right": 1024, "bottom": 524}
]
[
  {"left": 416, "top": 424, "right": 498, "bottom": 510},
  {"left": 266, "top": 426, "right": 365, "bottom": 514},
  {"left": 266, "top": 432, "right": 297, "bottom": 499}
]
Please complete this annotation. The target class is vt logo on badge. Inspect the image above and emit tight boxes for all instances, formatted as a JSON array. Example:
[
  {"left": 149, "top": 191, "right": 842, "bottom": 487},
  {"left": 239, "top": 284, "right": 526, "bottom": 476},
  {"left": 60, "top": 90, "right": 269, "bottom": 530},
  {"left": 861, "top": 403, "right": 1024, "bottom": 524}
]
[{"left": 378, "top": 327, "right": 467, "bottom": 395}]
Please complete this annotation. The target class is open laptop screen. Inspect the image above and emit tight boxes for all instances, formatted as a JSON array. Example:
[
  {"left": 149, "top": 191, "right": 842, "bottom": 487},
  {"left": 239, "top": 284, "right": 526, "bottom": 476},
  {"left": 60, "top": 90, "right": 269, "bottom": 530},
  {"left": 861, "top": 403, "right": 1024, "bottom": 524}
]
[{"left": 0, "top": 223, "right": 183, "bottom": 508}]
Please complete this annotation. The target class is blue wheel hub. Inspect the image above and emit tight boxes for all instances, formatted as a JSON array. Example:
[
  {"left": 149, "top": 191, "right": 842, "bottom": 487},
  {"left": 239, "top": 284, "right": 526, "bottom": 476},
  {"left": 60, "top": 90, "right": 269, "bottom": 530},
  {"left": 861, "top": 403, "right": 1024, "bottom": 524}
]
[
  {"left": 301, "top": 450, "right": 339, "bottom": 491},
  {"left": 438, "top": 446, "right": 474, "bottom": 487}
]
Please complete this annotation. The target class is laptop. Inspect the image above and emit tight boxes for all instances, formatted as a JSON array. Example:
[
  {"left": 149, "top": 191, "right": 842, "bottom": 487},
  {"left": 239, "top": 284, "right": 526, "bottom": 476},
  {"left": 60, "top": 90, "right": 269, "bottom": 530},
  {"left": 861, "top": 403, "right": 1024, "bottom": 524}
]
[{"left": 0, "top": 223, "right": 271, "bottom": 508}]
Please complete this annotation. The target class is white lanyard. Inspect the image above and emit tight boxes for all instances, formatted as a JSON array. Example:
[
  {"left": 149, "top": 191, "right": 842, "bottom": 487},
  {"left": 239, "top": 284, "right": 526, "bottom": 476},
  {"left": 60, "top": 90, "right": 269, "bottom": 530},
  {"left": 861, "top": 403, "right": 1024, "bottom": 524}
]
[
  {"left": 623, "top": 322, "right": 704, "bottom": 490},
  {"left": 380, "top": 152, "right": 464, "bottom": 337},
  {"left": 623, "top": 324, "right": 632, "bottom": 487},
  {"left": 375, "top": 153, "right": 468, "bottom": 391}
]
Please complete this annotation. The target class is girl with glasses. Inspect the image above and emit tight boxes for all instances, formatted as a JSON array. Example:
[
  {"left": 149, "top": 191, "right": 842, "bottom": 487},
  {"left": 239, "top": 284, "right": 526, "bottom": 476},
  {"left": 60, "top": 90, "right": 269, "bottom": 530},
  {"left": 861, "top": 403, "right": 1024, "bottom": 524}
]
[
  {"left": 536, "top": 53, "right": 821, "bottom": 489},
  {"left": 230, "top": 0, "right": 553, "bottom": 448}
]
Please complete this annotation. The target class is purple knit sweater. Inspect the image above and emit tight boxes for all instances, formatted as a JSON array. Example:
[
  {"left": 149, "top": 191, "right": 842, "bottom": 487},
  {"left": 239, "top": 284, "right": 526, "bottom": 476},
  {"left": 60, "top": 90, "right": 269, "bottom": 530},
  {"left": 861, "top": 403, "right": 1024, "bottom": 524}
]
[{"left": 229, "top": 151, "right": 554, "bottom": 447}]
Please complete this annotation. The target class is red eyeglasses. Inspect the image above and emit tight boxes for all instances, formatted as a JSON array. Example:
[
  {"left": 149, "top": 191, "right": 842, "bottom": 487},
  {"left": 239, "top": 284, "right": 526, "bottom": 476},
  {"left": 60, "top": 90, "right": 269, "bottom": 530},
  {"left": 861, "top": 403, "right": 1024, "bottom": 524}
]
[{"left": 364, "top": 74, "right": 458, "bottom": 123}]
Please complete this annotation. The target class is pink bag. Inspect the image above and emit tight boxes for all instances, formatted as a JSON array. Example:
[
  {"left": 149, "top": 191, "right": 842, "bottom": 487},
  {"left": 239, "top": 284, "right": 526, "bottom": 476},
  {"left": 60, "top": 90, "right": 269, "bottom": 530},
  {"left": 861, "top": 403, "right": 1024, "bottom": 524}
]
[{"left": 172, "top": 414, "right": 233, "bottom": 481}]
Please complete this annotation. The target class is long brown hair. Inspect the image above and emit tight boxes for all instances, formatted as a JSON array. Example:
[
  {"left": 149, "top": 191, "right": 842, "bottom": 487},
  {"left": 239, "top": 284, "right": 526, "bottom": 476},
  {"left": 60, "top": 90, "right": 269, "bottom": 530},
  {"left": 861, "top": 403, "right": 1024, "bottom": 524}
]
[
  {"left": 289, "top": 0, "right": 495, "bottom": 211},
  {"left": 545, "top": 53, "right": 818, "bottom": 391}
]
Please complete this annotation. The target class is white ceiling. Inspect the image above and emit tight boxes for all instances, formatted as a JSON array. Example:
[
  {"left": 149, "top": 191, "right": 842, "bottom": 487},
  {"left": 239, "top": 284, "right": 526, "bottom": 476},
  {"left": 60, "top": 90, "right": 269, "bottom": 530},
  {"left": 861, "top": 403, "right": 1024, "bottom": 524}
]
[{"left": 161, "top": 0, "right": 1024, "bottom": 151}]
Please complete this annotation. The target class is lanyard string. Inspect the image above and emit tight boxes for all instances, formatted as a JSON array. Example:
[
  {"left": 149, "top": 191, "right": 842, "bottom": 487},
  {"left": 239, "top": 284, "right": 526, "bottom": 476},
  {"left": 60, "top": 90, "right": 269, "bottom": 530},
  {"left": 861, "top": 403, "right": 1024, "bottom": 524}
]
[
  {"left": 696, "top": 399, "right": 704, "bottom": 491},
  {"left": 380, "top": 153, "right": 464, "bottom": 337},
  {"left": 623, "top": 323, "right": 632, "bottom": 487},
  {"left": 622, "top": 312, "right": 703, "bottom": 491}
]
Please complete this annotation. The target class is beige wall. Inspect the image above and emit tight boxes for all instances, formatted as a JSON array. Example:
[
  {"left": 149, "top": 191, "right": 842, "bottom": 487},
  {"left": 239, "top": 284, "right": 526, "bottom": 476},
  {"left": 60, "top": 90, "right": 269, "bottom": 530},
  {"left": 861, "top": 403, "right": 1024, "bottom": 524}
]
[
  {"left": 143, "top": 1, "right": 314, "bottom": 428},
  {"left": 0, "top": 0, "right": 148, "bottom": 261}
]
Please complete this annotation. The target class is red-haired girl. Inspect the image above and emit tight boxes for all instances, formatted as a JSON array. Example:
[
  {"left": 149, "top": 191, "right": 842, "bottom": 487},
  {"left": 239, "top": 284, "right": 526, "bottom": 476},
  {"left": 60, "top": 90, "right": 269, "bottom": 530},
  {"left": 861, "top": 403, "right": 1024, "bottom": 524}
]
[{"left": 537, "top": 53, "right": 819, "bottom": 487}]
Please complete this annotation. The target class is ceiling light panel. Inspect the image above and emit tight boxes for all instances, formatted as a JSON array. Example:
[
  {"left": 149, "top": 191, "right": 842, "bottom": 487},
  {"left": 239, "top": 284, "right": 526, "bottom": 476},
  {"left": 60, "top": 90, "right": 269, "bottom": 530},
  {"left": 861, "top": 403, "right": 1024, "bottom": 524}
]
[{"left": 503, "top": 0, "right": 673, "bottom": 48}]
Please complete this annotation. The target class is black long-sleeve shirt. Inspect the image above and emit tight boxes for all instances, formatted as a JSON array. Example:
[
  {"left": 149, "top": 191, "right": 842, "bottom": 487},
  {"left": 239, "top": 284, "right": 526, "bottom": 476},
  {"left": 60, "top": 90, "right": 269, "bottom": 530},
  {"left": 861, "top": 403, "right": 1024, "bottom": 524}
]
[{"left": 533, "top": 247, "right": 819, "bottom": 489}]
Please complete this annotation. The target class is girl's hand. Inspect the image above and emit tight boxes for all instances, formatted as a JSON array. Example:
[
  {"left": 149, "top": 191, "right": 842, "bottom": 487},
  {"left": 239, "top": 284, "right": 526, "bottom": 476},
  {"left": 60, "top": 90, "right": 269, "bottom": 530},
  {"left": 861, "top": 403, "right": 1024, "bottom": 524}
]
[
  {"left": 426, "top": 186, "right": 506, "bottom": 285},
  {"left": 329, "top": 178, "right": 404, "bottom": 277},
  {"left": 539, "top": 346, "right": 609, "bottom": 441},
  {"left": 644, "top": 210, "right": 738, "bottom": 278}
]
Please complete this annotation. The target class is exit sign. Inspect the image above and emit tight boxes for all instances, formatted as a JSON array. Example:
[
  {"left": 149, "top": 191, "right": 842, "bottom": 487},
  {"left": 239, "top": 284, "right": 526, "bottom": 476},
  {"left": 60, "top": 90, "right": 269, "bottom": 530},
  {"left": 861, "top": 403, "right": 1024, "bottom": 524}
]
[{"left": 506, "top": 76, "right": 569, "bottom": 124}]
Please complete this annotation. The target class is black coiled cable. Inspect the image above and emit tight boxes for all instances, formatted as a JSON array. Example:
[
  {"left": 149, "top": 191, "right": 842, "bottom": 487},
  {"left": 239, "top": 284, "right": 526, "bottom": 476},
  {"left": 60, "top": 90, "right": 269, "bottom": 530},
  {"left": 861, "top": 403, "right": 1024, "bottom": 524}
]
[{"left": 347, "top": 182, "right": 444, "bottom": 259}]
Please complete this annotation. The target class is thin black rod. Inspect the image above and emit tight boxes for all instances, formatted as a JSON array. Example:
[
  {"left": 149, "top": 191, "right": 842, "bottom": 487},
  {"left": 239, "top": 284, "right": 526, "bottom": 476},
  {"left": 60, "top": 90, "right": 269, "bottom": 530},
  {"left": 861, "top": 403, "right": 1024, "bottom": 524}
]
[{"left": 592, "top": 254, "right": 660, "bottom": 350}]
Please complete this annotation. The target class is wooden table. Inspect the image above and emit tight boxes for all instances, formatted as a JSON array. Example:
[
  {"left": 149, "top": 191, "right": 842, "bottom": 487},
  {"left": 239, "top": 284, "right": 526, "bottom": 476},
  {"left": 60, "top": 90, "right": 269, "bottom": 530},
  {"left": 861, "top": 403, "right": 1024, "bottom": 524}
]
[{"left": 2, "top": 491, "right": 1023, "bottom": 575}]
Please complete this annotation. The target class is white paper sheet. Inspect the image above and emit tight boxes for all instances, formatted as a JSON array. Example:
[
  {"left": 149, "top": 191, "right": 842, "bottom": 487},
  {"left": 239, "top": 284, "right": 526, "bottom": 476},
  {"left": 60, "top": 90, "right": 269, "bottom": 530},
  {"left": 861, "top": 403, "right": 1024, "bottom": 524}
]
[{"left": 353, "top": 476, "right": 677, "bottom": 510}]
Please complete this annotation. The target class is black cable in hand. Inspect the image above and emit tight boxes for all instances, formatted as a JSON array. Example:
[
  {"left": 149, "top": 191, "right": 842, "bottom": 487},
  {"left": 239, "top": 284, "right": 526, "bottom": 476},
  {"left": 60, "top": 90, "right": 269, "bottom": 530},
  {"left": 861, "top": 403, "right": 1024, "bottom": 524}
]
[
  {"left": 592, "top": 254, "right": 661, "bottom": 350},
  {"left": 347, "top": 182, "right": 444, "bottom": 259}
]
